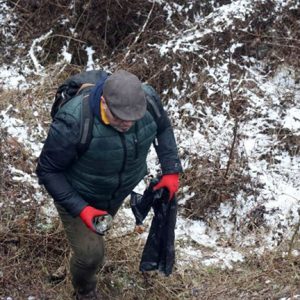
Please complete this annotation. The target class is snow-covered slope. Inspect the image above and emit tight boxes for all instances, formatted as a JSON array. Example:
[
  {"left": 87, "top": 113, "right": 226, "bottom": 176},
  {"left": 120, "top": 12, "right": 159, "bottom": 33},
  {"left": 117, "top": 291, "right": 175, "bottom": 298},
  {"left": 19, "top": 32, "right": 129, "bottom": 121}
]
[{"left": 1, "top": 0, "right": 299, "bottom": 272}]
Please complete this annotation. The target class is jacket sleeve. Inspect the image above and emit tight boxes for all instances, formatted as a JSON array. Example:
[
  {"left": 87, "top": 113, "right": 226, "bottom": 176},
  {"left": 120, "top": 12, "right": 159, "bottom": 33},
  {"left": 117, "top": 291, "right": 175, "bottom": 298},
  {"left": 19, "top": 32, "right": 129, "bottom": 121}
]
[
  {"left": 36, "top": 111, "right": 88, "bottom": 216},
  {"left": 144, "top": 85, "right": 183, "bottom": 175}
]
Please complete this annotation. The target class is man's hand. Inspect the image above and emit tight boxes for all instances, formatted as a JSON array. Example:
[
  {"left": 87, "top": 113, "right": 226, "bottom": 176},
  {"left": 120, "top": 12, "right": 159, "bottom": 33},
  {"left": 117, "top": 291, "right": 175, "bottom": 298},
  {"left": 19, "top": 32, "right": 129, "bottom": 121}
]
[
  {"left": 79, "top": 206, "right": 108, "bottom": 232},
  {"left": 153, "top": 173, "right": 179, "bottom": 200}
]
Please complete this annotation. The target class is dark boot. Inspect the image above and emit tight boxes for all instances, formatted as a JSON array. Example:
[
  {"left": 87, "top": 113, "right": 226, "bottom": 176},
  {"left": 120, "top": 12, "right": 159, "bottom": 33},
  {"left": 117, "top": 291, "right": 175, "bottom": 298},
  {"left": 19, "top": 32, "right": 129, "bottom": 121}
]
[{"left": 75, "top": 288, "right": 103, "bottom": 300}]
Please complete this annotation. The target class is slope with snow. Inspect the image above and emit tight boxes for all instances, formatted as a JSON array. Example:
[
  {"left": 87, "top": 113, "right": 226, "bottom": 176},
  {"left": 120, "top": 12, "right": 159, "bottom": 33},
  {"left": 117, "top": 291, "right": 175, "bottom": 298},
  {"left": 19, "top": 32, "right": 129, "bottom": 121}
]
[{"left": 1, "top": 0, "right": 299, "bottom": 273}]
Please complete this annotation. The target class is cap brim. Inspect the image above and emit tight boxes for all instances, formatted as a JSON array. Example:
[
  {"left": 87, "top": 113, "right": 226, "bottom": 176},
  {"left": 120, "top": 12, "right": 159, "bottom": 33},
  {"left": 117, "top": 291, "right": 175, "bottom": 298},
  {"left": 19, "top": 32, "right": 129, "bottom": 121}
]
[{"left": 109, "top": 97, "right": 147, "bottom": 121}]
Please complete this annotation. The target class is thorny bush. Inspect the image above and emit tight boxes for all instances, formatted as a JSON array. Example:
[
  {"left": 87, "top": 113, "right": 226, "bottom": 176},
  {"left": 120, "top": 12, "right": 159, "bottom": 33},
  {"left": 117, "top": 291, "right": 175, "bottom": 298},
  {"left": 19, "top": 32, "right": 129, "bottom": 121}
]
[
  {"left": 3, "top": 0, "right": 300, "bottom": 219},
  {"left": 1, "top": 0, "right": 300, "bottom": 298}
]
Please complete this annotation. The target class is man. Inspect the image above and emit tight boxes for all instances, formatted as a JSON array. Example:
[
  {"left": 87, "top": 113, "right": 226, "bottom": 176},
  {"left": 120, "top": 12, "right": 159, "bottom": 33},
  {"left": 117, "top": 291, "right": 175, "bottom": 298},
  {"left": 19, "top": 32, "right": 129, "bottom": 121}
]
[{"left": 36, "top": 69, "right": 182, "bottom": 299}]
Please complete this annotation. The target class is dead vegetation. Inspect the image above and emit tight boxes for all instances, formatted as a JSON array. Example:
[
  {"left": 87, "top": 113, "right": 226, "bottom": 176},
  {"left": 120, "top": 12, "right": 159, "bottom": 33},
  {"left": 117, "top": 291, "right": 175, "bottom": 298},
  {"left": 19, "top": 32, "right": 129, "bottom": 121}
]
[
  {"left": 1, "top": 206, "right": 300, "bottom": 299},
  {"left": 1, "top": 0, "right": 300, "bottom": 299}
]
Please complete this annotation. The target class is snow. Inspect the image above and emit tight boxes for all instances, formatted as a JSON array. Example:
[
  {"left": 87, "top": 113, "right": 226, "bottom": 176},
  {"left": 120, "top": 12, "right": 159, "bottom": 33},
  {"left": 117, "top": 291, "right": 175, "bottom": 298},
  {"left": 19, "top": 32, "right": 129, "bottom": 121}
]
[
  {"left": 1, "top": 0, "right": 300, "bottom": 280},
  {"left": 86, "top": 46, "right": 95, "bottom": 71},
  {"left": 0, "top": 64, "right": 30, "bottom": 89},
  {"left": 0, "top": 105, "right": 44, "bottom": 158},
  {"left": 61, "top": 44, "right": 72, "bottom": 63},
  {"left": 29, "top": 30, "right": 53, "bottom": 73},
  {"left": 283, "top": 107, "right": 300, "bottom": 131},
  {"left": 280, "top": 296, "right": 300, "bottom": 300}
]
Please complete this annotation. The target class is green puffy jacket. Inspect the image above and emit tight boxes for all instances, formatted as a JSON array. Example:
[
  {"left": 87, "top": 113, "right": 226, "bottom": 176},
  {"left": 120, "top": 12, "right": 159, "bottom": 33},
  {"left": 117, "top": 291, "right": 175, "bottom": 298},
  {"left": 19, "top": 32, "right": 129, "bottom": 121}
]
[
  {"left": 64, "top": 95, "right": 157, "bottom": 211},
  {"left": 37, "top": 84, "right": 182, "bottom": 216}
]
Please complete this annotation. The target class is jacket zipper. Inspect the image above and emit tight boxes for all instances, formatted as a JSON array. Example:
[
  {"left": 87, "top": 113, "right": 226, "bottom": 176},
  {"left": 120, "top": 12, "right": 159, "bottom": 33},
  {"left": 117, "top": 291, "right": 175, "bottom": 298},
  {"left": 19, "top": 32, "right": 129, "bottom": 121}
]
[
  {"left": 134, "top": 122, "right": 139, "bottom": 159},
  {"left": 111, "top": 133, "right": 127, "bottom": 200}
]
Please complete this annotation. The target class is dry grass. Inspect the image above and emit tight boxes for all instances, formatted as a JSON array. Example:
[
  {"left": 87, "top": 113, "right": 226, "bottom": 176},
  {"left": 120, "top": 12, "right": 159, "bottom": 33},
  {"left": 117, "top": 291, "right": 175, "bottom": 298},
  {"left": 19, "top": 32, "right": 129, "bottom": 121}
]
[
  {"left": 1, "top": 1, "right": 300, "bottom": 299},
  {"left": 1, "top": 207, "right": 300, "bottom": 300},
  {"left": 0, "top": 112, "right": 299, "bottom": 299},
  {"left": 1, "top": 84, "right": 299, "bottom": 298}
]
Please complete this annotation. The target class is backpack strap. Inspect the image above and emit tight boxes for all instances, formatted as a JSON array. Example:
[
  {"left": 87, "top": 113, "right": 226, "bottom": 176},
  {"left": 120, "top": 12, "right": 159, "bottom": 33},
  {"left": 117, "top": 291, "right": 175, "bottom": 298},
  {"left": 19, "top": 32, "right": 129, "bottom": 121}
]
[
  {"left": 76, "top": 83, "right": 95, "bottom": 96},
  {"left": 142, "top": 84, "right": 162, "bottom": 124},
  {"left": 75, "top": 83, "right": 161, "bottom": 157},
  {"left": 77, "top": 94, "right": 94, "bottom": 156},
  {"left": 146, "top": 94, "right": 161, "bottom": 120}
]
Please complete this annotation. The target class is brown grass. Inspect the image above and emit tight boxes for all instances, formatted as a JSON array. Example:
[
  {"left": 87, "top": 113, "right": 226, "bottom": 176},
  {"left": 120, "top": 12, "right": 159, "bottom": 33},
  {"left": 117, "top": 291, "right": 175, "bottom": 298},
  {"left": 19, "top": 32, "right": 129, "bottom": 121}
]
[
  {"left": 1, "top": 1, "right": 300, "bottom": 299},
  {"left": 1, "top": 207, "right": 300, "bottom": 300},
  {"left": 0, "top": 112, "right": 299, "bottom": 299}
]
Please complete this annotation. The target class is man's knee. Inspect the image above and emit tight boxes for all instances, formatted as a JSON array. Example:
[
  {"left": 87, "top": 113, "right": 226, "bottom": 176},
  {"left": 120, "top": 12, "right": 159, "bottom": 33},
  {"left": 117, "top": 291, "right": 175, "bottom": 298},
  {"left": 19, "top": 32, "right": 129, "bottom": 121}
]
[
  {"left": 73, "top": 238, "right": 105, "bottom": 268},
  {"left": 74, "top": 254, "right": 103, "bottom": 270}
]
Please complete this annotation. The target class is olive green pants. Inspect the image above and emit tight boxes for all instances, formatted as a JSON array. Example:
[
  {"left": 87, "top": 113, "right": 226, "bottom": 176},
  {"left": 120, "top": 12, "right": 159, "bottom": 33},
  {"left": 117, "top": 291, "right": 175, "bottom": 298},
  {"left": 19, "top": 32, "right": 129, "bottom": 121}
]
[{"left": 55, "top": 204, "right": 106, "bottom": 294}]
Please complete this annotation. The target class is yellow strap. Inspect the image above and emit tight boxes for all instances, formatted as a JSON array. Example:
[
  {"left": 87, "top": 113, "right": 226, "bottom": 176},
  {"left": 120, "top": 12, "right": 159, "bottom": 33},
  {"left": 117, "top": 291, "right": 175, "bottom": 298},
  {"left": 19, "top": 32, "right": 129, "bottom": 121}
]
[
  {"left": 75, "top": 83, "right": 109, "bottom": 124},
  {"left": 100, "top": 101, "right": 110, "bottom": 125}
]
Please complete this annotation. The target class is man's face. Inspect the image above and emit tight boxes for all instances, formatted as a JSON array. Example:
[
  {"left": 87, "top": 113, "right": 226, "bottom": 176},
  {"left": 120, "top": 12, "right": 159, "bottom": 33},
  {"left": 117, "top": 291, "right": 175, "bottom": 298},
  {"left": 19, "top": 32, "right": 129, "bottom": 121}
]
[{"left": 102, "top": 97, "right": 134, "bottom": 132}]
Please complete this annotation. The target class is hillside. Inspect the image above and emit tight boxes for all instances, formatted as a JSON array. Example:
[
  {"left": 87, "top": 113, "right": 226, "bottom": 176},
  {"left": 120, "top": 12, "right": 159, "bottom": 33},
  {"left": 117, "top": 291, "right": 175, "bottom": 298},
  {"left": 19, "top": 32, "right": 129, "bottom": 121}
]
[{"left": 1, "top": 0, "right": 300, "bottom": 299}]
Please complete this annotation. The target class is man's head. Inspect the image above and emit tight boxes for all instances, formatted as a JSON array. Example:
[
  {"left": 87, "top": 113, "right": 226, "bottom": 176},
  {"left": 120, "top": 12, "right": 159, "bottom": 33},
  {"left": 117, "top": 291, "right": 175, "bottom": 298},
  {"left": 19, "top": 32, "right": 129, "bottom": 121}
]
[
  {"left": 101, "top": 96, "right": 135, "bottom": 132},
  {"left": 102, "top": 70, "right": 147, "bottom": 123}
]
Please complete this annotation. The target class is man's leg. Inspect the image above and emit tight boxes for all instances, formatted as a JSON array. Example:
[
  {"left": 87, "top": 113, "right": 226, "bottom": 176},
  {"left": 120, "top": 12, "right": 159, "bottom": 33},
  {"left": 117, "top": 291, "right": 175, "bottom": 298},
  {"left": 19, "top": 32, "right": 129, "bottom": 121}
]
[{"left": 55, "top": 204, "right": 105, "bottom": 294}]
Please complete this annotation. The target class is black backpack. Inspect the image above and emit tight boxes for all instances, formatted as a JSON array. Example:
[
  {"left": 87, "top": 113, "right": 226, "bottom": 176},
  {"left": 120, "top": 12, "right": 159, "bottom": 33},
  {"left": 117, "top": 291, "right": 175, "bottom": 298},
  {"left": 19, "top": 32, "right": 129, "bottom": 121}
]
[
  {"left": 51, "top": 70, "right": 107, "bottom": 156},
  {"left": 51, "top": 70, "right": 161, "bottom": 157}
]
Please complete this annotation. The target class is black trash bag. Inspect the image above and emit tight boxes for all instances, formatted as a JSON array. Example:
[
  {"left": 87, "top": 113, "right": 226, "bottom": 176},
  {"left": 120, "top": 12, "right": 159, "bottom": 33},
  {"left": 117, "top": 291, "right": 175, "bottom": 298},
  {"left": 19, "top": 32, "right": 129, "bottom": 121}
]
[
  {"left": 130, "top": 179, "right": 177, "bottom": 276},
  {"left": 130, "top": 190, "right": 153, "bottom": 226}
]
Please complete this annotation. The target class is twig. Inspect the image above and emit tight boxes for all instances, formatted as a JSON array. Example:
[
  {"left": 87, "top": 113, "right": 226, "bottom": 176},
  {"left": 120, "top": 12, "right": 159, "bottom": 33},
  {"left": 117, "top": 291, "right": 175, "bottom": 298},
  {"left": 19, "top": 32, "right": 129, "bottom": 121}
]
[
  {"left": 104, "top": 1, "right": 110, "bottom": 50},
  {"left": 154, "top": 277, "right": 179, "bottom": 298},
  {"left": 73, "top": 0, "right": 92, "bottom": 34},
  {"left": 238, "top": 29, "right": 300, "bottom": 43},
  {"left": 106, "top": 231, "right": 137, "bottom": 241},
  {"left": 29, "top": 30, "right": 53, "bottom": 73},
  {"left": 122, "top": 1, "right": 155, "bottom": 63},
  {"left": 9, "top": 0, "right": 30, "bottom": 13},
  {"left": 224, "top": 118, "right": 239, "bottom": 179},
  {"left": 48, "top": 34, "right": 86, "bottom": 44},
  {"left": 224, "top": 43, "right": 239, "bottom": 179},
  {"left": 288, "top": 209, "right": 300, "bottom": 258}
]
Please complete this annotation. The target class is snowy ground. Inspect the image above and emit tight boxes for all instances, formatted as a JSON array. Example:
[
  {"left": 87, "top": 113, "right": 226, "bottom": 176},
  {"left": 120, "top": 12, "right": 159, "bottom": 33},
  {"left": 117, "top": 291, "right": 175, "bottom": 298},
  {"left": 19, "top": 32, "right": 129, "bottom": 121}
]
[{"left": 1, "top": 0, "right": 299, "bottom": 280}]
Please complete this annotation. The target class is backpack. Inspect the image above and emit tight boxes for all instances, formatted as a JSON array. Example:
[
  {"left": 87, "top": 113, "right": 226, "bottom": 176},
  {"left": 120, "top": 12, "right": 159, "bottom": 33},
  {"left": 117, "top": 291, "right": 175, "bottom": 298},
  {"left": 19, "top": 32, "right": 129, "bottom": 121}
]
[
  {"left": 51, "top": 70, "right": 107, "bottom": 156},
  {"left": 51, "top": 70, "right": 161, "bottom": 157}
]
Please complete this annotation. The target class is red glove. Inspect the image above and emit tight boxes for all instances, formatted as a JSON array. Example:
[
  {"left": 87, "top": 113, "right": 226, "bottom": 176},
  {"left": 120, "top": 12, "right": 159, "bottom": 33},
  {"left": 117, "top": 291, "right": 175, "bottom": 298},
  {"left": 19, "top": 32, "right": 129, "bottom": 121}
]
[
  {"left": 79, "top": 206, "right": 108, "bottom": 232},
  {"left": 153, "top": 173, "right": 179, "bottom": 201}
]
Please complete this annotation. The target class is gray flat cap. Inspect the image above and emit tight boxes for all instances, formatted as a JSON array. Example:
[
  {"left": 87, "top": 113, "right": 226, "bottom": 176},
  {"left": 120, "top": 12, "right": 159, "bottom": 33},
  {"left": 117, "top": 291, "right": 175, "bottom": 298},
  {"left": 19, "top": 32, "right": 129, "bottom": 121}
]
[{"left": 103, "top": 70, "right": 147, "bottom": 121}]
